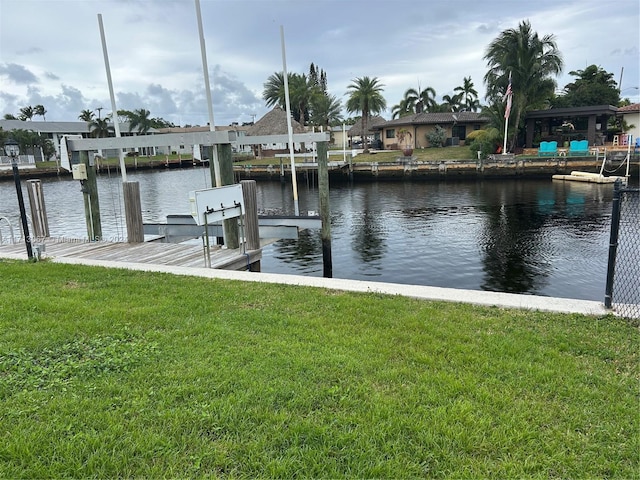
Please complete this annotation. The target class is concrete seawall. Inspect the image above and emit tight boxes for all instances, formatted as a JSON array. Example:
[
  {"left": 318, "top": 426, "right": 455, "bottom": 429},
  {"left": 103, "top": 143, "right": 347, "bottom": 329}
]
[{"left": 235, "top": 157, "right": 639, "bottom": 181}]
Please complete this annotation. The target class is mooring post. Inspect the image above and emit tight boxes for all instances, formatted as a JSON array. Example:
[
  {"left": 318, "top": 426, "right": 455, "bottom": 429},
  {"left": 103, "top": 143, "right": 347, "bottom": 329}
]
[
  {"left": 241, "top": 180, "right": 261, "bottom": 272},
  {"left": 26, "top": 179, "right": 49, "bottom": 239},
  {"left": 317, "top": 140, "right": 332, "bottom": 278},
  {"left": 80, "top": 151, "right": 102, "bottom": 241},
  {"left": 217, "top": 143, "right": 239, "bottom": 249},
  {"left": 123, "top": 181, "right": 144, "bottom": 243}
]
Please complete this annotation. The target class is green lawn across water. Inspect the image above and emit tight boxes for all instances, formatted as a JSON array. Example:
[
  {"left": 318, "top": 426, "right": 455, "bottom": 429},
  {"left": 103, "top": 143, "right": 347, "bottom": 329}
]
[{"left": 0, "top": 260, "right": 638, "bottom": 478}]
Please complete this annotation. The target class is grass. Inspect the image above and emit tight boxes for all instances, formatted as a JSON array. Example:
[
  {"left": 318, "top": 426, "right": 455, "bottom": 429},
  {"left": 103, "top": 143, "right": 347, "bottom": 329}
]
[{"left": 0, "top": 260, "right": 638, "bottom": 478}]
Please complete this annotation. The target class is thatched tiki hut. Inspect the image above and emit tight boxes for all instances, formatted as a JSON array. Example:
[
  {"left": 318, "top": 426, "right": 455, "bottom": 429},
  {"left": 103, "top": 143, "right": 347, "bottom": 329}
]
[
  {"left": 347, "top": 115, "right": 385, "bottom": 149},
  {"left": 246, "top": 106, "right": 305, "bottom": 158}
]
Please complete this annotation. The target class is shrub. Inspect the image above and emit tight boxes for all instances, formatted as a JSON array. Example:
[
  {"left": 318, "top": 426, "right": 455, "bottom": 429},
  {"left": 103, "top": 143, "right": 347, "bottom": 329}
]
[
  {"left": 426, "top": 125, "right": 446, "bottom": 147},
  {"left": 467, "top": 127, "right": 501, "bottom": 158}
]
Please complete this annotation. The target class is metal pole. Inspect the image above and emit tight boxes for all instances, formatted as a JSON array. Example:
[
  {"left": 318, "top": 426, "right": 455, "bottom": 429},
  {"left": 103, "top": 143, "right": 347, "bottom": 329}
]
[
  {"left": 97, "top": 13, "right": 127, "bottom": 182},
  {"left": 280, "top": 25, "right": 300, "bottom": 216},
  {"left": 11, "top": 157, "right": 33, "bottom": 259},
  {"left": 604, "top": 180, "right": 622, "bottom": 308},
  {"left": 195, "top": 0, "right": 221, "bottom": 187}
]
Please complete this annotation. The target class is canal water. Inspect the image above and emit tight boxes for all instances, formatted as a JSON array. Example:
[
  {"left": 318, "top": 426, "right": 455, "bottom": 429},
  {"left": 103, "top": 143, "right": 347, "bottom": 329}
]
[{"left": 0, "top": 167, "right": 631, "bottom": 301}]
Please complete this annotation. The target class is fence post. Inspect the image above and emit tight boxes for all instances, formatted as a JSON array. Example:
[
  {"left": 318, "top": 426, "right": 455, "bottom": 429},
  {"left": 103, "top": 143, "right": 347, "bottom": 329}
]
[{"left": 604, "top": 180, "right": 622, "bottom": 309}]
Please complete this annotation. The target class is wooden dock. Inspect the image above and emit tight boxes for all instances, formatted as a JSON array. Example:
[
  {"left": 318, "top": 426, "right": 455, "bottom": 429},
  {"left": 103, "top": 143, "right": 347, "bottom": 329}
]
[{"left": 0, "top": 237, "right": 261, "bottom": 271}]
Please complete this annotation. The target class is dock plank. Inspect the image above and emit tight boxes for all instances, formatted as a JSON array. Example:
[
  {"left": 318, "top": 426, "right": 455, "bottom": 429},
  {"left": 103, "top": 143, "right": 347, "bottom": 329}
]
[{"left": 0, "top": 237, "right": 261, "bottom": 272}]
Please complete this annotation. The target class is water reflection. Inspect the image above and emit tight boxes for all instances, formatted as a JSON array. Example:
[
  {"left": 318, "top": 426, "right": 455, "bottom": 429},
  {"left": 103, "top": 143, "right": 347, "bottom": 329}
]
[{"left": 0, "top": 169, "right": 627, "bottom": 300}]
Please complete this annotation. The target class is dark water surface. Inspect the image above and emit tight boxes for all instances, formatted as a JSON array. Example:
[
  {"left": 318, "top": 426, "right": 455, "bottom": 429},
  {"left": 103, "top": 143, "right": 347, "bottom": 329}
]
[{"left": 0, "top": 167, "right": 629, "bottom": 301}]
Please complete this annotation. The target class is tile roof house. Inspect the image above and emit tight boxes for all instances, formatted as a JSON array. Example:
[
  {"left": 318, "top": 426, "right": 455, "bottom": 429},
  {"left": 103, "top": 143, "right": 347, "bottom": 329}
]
[
  {"left": 617, "top": 103, "right": 639, "bottom": 142},
  {"left": 375, "top": 112, "right": 489, "bottom": 149}
]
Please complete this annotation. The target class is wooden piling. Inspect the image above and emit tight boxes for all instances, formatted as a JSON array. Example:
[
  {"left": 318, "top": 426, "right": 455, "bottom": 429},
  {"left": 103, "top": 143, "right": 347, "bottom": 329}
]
[
  {"left": 317, "top": 141, "right": 332, "bottom": 278},
  {"left": 241, "top": 180, "right": 261, "bottom": 272},
  {"left": 26, "top": 179, "right": 49, "bottom": 238},
  {"left": 123, "top": 181, "right": 144, "bottom": 243},
  {"left": 80, "top": 151, "right": 102, "bottom": 241},
  {"left": 217, "top": 143, "right": 239, "bottom": 249}
]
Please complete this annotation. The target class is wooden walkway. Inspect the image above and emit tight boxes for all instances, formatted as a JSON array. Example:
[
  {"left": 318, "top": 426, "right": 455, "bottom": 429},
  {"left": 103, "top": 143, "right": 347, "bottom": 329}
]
[{"left": 0, "top": 238, "right": 261, "bottom": 271}]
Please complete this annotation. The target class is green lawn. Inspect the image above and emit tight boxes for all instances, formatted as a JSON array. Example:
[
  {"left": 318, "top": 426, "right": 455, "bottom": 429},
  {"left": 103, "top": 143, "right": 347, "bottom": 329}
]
[{"left": 0, "top": 260, "right": 637, "bottom": 478}]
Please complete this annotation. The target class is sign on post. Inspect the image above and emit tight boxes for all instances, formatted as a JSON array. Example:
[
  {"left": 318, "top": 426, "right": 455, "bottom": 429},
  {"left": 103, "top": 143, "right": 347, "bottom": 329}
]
[{"left": 188, "top": 184, "right": 244, "bottom": 225}]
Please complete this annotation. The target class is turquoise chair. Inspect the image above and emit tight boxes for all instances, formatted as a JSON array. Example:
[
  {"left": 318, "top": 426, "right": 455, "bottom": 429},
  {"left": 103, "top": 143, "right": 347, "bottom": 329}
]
[
  {"left": 568, "top": 140, "right": 589, "bottom": 156},
  {"left": 537, "top": 141, "right": 558, "bottom": 157}
]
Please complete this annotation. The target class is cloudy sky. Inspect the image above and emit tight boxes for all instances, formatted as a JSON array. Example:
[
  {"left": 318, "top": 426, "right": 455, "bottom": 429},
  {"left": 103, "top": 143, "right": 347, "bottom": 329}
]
[{"left": 1, "top": 0, "right": 639, "bottom": 127}]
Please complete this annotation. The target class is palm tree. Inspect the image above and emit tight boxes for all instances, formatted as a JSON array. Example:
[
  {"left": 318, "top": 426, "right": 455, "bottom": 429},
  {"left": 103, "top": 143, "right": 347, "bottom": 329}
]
[
  {"left": 128, "top": 108, "right": 153, "bottom": 135},
  {"left": 391, "top": 88, "right": 420, "bottom": 119},
  {"left": 34, "top": 104, "right": 47, "bottom": 121},
  {"left": 441, "top": 93, "right": 463, "bottom": 112},
  {"left": 3, "top": 113, "right": 18, "bottom": 120},
  {"left": 391, "top": 98, "right": 414, "bottom": 119},
  {"left": 18, "top": 105, "right": 34, "bottom": 121},
  {"left": 406, "top": 86, "right": 437, "bottom": 113},
  {"left": 79, "top": 109, "right": 95, "bottom": 122},
  {"left": 345, "top": 76, "right": 386, "bottom": 153},
  {"left": 484, "top": 20, "right": 563, "bottom": 150},
  {"left": 89, "top": 117, "right": 114, "bottom": 138},
  {"left": 309, "top": 93, "right": 342, "bottom": 129},
  {"left": 263, "top": 72, "right": 317, "bottom": 124},
  {"left": 454, "top": 77, "right": 479, "bottom": 111}
]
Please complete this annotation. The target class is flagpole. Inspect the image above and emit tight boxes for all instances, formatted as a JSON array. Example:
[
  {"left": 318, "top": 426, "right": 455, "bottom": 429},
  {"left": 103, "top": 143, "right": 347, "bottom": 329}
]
[
  {"left": 502, "top": 71, "right": 512, "bottom": 155},
  {"left": 502, "top": 115, "right": 509, "bottom": 155}
]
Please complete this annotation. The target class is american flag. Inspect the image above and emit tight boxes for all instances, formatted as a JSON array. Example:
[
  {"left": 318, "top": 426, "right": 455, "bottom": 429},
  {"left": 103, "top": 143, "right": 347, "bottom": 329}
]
[{"left": 503, "top": 73, "right": 513, "bottom": 120}]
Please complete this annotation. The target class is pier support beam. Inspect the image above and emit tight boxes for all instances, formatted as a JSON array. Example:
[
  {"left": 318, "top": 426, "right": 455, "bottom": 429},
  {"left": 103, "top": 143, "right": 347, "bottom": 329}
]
[
  {"left": 80, "top": 151, "right": 102, "bottom": 241},
  {"left": 241, "top": 180, "right": 261, "bottom": 272},
  {"left": 217, "top": 143, "right": 239, "bottom": 249},
  {"left": 317, "top": 141, "right": 332, "bottom": 278},
  {"left": 123, "top": 181, "right": 144, "bottom": 243}
]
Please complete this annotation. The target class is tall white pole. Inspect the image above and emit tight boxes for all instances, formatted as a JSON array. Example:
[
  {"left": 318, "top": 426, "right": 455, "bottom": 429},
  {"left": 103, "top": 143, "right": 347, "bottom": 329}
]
[
  {"left": 195, "top": 0, "right": 221, "bottom": 187},
  {"left": 280, "top": 25, "right": 299, "bottom": 216},
  {"left": 97, "top": 13, "right": 127, "bottom": 182},
  {"left": 343, "top": 123, "right": 346, "bottom": 163},
  {"left": 502, "top": 116, "right": 509, "bottom": 155}
]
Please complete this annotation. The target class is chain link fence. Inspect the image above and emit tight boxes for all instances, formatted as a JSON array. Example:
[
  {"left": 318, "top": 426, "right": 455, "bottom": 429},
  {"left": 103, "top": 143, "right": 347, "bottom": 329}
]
[{"left": 604, "top": 181, "right": 639, "bottom": 319}]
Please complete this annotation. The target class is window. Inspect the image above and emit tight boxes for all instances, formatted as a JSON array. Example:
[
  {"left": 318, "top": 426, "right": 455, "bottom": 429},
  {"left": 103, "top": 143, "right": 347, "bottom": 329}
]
[
  {"left": 385, "top": 129, "right": 395, "bottom": 139},
  {"left": 452, "top": 125, "right": 467, "bottom": 140}
]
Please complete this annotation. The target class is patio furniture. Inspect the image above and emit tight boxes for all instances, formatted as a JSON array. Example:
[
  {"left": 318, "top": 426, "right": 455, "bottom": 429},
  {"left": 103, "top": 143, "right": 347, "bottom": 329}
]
[
  {"left": 568, "top": 140, "right": 589, "bottom": 156},
  {"left": 612, "top": 135, "right": 619, "bottom": 146},
  {"left": 537, "top": 141, "right": 558, "bottom": 157}
]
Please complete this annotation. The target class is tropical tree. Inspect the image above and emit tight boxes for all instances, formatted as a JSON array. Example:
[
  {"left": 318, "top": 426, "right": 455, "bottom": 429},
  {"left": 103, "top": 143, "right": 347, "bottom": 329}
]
[
  {"left": 405, "top": 86, "right": 437, "bottom": 113},
  {"left": 34, "top": 104, "right": 47, "bottom": 121},
  {"left": 345, "top": 76, "right": 386, "bottom": 153},
  {"left": 263, "top": 72, "right": 318, "bottom": 124},
  {"left": 78, "top": 109, "right": 95, "bottom": 122},
  {"left": 441, "top": 93, "right": 463, "bottom": 112},
  {"left": 552, "top": 65, "right": 619, "bottom": 108},
  {"left": 128, "top": 108, "right": 153, "bottom": 135},
  {"left": 309, "top": 93, "right": 342, "bottom": 129},
  {"left": 3, "top": 113, "right": 18, "bottom": 120},
  {"left": 18, "top": 105, "right": 34, "bottom": 121},
  {"left": 484, "top": 20, "right": 563, "bottom": 150},
  {"left": 89, "top": 117, "right": 114, "bottom": 138},
  {"left": 391, "top": 98, "right": 414, "bottom": 119},
  {"left": 454, "top": 76, "right": 480, "bottom": 111},
  {"left": 391, "top": 88, "right": 419, "bottom": 119}
]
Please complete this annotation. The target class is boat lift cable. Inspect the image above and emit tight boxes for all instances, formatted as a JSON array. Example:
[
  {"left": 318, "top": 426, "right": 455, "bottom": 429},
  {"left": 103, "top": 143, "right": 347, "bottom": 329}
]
[
  {"left": 602, "top": 154, "right": 630, "bottom": 174},
  {"left": 106, "top": 163, "right": 125, "bottom": 241}
]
